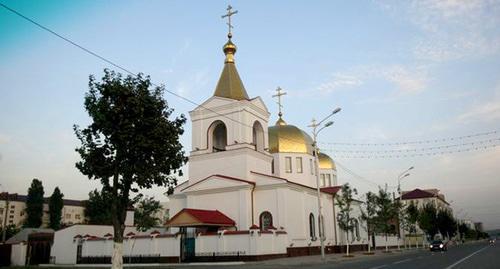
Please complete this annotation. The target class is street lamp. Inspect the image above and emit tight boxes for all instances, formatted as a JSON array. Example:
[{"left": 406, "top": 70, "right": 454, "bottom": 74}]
[
  {"left": 309, "top": 107, "right": 341, "bottom": 260},
  {"left": 397, "top": 166, "right": 413, "bottom": 251}
]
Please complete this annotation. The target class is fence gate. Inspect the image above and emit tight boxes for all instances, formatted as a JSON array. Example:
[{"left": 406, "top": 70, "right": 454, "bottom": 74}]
[
  {"left": 26, "top": 233, "right": 53, "bottom": 265},
  {"left": 180, "top": 228, "right": 196, "bottom": 262}
]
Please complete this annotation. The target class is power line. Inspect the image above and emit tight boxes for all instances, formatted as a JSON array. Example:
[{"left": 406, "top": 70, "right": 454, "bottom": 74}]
[
  {"left": 334, "top": 160, "right": 394, "bottom": 189},
  {"left": 319, "top": 130, "right": 498, "bottom": 147},
  {"left": 325, "top": 137, "right": 500, "bottom": 154},
  {"left": 2, "top": 2, "right": 498, "bottom": 162},
  {"left": 326, "top": 143, "right": 500, "bottom": 159},
  {"left": 0, "top": 2, "right": 325, "bottom": 151}
]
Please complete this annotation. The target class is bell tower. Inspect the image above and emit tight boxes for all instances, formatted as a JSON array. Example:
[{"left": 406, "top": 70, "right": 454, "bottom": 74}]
[{"left": 187, "top": 6, "right": 272, "bottom": 183}]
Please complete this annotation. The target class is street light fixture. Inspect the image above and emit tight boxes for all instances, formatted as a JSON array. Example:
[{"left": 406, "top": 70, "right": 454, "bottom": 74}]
[
  {"left": 396, "top": 166, "right": 414, "bottom": 251},
  {"left": 309, "top": 107, "right": 341, "bottom": 260}
]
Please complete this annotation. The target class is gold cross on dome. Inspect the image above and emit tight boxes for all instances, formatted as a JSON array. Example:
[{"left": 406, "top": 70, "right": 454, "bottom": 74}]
[
  {"left": 221, "top": 5, "right": 238, "bottom": 37},
  {"left": 272, "top": 86, "right": 287, "bottom": 117}
]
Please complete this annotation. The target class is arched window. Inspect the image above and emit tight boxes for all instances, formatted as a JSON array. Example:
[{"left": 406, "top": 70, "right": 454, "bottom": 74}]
[
  {"left": 208, "top": 121, "right": 227, "bottom": 152},
  {"left": 354, "top": 219, "right": 360, "bottom": 241},
  {"left": 309, "top": 213, "right": 316, "bottom": 240},
  {"left": 259, "top": 211, "right": 273, "bottom": 230},
  {"left": 252, "top": 121, "right": 265, "bottom": 152}
]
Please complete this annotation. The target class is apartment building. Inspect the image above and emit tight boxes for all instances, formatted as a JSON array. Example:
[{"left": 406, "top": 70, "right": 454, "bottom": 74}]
[{"left": 0, "top": 192, "right": 85, "bottom": 228}]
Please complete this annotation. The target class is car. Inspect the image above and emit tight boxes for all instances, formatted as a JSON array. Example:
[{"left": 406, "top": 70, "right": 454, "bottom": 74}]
[
  {"left": 489, "top": 238, "right": 496, "bottom": 245},
  {"left": 429, "top": 240, "right": 447, "bottom": 251}
]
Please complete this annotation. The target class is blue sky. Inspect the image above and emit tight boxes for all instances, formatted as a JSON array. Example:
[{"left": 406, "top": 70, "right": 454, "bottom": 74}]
[{"left": 1, "top": 0, "right": 500, "bottom": 229}]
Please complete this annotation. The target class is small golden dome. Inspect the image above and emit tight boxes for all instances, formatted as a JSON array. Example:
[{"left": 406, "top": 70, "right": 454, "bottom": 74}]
[
  {"left": 223, "top": 39, "right": 237, "bottom": 63},
  {"left": 268, "top": 122, "right": 314, "bottom": 154},
  {"left": 318, "top": 152, "right": 336, "bottom": 170}
]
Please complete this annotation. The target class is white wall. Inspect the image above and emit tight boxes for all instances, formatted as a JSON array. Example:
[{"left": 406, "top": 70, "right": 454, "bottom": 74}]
[
  {"left": 195, "top": 231, "right": 287, "bottom": 256},
  {"left": 10, "top": 242, "right": 27, "bottom": 266},
  {"left": 374, "top": 235, "right": 400, "bottom": 248},
  {"left": 82, "top": 236, "right": 180, "bottom": 258},
  {"left": 51, "top": 225, "right": 166, "bottom": 265}
]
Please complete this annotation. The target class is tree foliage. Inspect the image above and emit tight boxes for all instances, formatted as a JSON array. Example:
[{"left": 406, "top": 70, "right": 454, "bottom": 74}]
[
  {"left": 24, "top": 178, "right": 44, "bottom": 228},
  {"left": 418, "top": 203, "right": 439, "bottom": 239},
  {"left": 373, "top": 187, "right": 398, "bottom": 236},
  {"left": 437, "top": 209, "right": 456, "bottom": 239},
  {"left": 134, "top": 196, "right": 163, "bottom": 232},
  {"left": 0, "top": 224, "right": 20, "bottom": 241},
  {"left": 336, "top": 183, "right": 358, "bottom": 238},
  {"left": 84, "top": 189, "right": 113, "bottom": 225},
  {"left": 405, "top": 202, "right": 419, "bottom": 234},
  {"left": 48, "top": 187, "right": 64, "bottom": 230},
  {"left": 74, "top": 69, "right": 187, "bottom": 269}
]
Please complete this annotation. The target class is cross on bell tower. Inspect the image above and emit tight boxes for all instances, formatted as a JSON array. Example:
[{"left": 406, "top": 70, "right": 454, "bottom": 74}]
[
  {"left": 272, "top": 87, "right": 287, "bottom": 125},
  {"left": 221, "top": 5, "right": 238, "bottom": 38}
]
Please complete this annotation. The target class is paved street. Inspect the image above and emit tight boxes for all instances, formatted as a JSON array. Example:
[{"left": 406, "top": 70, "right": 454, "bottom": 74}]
[{"left": 168, "top": 241, "right": 498, "bottom": 269}]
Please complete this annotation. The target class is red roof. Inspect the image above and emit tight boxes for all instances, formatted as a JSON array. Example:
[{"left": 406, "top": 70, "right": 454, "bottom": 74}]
[
  {"left": 401, "top": 188, "right": 436, "bottom": 200},
  {"left": 166, "top": 208, "right": 236, "bottom": 227},
  {"left": 321, "top": 186, "right": 342, "bottom": 195}
]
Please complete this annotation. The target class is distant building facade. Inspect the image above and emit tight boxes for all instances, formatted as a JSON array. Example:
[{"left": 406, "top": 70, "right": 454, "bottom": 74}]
[
  {"left": 0, "top": 192, "right": 85, "bottom": 228},
  {"left": 401, "top": 188, "right": 451, "bottom": 211}
]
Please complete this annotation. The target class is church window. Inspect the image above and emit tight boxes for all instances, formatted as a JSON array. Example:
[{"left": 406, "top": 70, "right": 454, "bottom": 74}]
[
  {"left": 259, "top": 211, "right": 273, "bottom": 230},
  {"left": 310, "top": 159, "right": 314, "bottom": 175},
  {"left": 326, "top": 174, "right": 331, "bottom": 186},
  {"left": 285, "top": 157, "right": 292, "bottom": 173},
  {"left": 320, "top": 174, "right": 325, "bottom": 187},
  {"left": 309, "top": 213, "right": 316, "bottom": 240},
  {"left": 271, "top": 159, "right": 275, "bottom": 174},
  {"left": 209, "top": 121, "right": 227, "bottom": 152},
  {"left": 252, "top": 121, "right": 265, "bottom": 152},
  {"left": 296, "top": 157, "right": 303, "bottom": 173}
]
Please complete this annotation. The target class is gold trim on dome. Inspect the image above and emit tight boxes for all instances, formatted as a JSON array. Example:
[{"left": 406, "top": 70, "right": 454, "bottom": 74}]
[
  {"left": 268, "top": 124, "right": 314, "bottom": 154},
  {"left": 318, "top": 152, "right": 336, "bottom": 170}
]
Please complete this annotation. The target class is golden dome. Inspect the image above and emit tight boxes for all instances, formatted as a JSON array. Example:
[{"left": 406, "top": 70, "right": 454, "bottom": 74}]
[
  {"left": 318, "top": 152, "right": 336, "bottom": 170},
  {"left": 268, "top": 122, "right": 314, "bottom": 154}
]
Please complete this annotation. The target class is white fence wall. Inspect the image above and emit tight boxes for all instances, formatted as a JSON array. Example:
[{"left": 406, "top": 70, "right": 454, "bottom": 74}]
[
  {"left": 374, "top": 235, "right": 400, "bottom": 248},
  {"left": 10, "top": 243, "right": 27, "bottom": 266},
  {"left": 196, "top": 230, "right": 288, "bottom": 256},
  {"left": 82, "top": 236, "right": 180, "bottom": 258}
]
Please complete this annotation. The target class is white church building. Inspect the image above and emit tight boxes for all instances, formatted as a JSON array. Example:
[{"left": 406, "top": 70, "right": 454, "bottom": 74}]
[
  {"left": 45, "top": 9, "right": 373, "bottom": 265},
  {"left": 164, "top": 22, "right": 368, "bottom": 261}
]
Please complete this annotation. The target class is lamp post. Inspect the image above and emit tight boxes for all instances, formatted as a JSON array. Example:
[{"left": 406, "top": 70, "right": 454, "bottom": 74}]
[
  {"left": 309, "top": 107, "right": 341, "bottom": 260},
  {"left": 397, "top": 166, "right": 413, "bottom": 251}
]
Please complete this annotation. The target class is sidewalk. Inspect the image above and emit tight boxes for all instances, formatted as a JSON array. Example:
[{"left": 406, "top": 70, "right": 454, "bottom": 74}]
[{"left": 253, "top": 247, "right": 427, "bottom": 267}]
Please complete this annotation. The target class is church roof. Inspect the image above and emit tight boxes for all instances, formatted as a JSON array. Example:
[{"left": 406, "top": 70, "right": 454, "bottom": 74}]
[
  {"left": 213, "top": 39, "right": 249, "bottom": 100},
  {"left": 318, "top": 152, "right": 336, "bottom": 170},
  {"left": 320, "top": 186, "right": 342, "bottom": 195},
  {"left": 268, "top": 122, "right": 314, "bottom": 154},
  {"left": 165, "top": 208, "right": 236, "bottom": 227}
]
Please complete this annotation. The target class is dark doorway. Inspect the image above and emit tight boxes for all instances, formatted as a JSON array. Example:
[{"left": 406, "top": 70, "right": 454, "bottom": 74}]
[
  {"left": 180, "top": 228, "right": 196, "bottom": 262},
  {"left": 26, "top": 233, "right": 53, "bottom": 265}
]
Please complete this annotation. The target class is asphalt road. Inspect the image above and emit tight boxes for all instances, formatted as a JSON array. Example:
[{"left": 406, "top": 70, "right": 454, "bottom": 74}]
[
  {"left": 180, "top": 241, "right": 498, "bottom": 269},
  {"left": 312, "top": 241, "right": 499, "bottom": 269}
]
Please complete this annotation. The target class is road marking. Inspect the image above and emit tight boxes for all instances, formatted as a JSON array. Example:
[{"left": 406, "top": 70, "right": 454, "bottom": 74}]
[
  {"left": 444, "top": 245, "right": 489, "bottom": 269},
  {"left": 393, "top": 258, "right": 412, "bottom": 264},
  {"left": 368, "top": 265, "right": 387, "bottom": 269}
]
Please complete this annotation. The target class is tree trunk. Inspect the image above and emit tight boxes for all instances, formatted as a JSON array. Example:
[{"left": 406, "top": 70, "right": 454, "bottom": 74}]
[
  {"left": 367, "top": 232, "right": 371, "bottom": 253},
  {"left": 385, "top": 234, "right": 388, "bottom": 252},
  {"left": 346, "top": 231, "right": 350, "bottom": 256},
  {"left": 112, "top": 241, "right": 123, "bottom": 269}
]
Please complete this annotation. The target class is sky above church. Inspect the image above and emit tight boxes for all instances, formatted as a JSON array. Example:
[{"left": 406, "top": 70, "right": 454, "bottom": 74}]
[{"left": 1, "top": 0, "right": 500, "bottom": 229}]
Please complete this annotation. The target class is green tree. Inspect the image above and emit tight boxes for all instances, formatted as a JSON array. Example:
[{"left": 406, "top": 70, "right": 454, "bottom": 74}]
[
  {"left": 418, "top": 203, "right": 438, "bottom": 241},
  {"left": 336, "top": 183, "right": 358, "bottom": 256},
  {"left": 24, "top": 178, "right": 44, "bottom": 228},
  {"left": 0, "top": 224, "right": 20, "bottom": 241},
  {"left": 361, "top": 191, "right": 377, "bottom": 253},
  {"left": 48, "top": 187, "right": 64, "bottom": 230},
  {"left": 373, "top": 187, "right": 398, "bottom": 252},
  {"left": 437, "top": 209, "right": 456, "bottom": 240},
  {"left": 405, "top": 202, "right": 419, "bottom": 247},
  {"left": 84, "top": 189, "right": 113, "bottom": 225},
  {"left": 134, "top": 196, "right": 163, "bottom": 232},
  {"left": 74, "top": 70, "right": 186, "bottom": 269}
]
